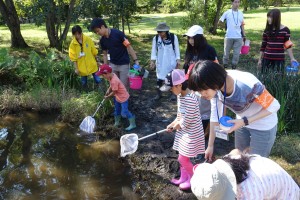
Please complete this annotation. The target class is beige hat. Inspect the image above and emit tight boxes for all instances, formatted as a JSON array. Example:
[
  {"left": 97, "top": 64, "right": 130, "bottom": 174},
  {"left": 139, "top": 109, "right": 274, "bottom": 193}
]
[
  {"left": 190, "top": 159, "right": 237, "bottom": 200},
  {"left": 183, "top": 25, "right": 204, "bottom": 37},
  {"left": 155, "top": 22, "right": 170, "bottom": 31}
]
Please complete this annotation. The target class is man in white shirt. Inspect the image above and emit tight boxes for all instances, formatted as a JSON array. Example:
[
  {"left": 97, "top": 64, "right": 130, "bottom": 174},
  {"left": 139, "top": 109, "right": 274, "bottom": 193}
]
[{"left": 219, "top": 0, "right": 246, "bottom": 69}]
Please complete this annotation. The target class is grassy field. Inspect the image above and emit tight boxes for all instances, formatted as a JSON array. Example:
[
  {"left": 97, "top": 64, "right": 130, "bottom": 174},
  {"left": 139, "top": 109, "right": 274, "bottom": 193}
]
[{"left": 0, "top": 7, "right": 299, "bottom": 183}]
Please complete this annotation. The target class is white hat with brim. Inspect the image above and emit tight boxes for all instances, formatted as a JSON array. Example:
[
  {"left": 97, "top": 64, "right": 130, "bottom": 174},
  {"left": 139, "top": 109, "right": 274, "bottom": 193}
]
[
  {"left": 183, "top": 25, "right": 204, "bottom": 37},
  {"left": 155, "top": 22, "right": 170, "bottom": 32},
  {"left": 190, "top": 159, "right": 237, "bottom": 200}
]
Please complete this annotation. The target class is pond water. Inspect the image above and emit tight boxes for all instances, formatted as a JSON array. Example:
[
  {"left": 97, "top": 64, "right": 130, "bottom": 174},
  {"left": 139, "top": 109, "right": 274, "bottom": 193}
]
[{"left": 0, "top": 112, "right": 140, "bottom": 199}]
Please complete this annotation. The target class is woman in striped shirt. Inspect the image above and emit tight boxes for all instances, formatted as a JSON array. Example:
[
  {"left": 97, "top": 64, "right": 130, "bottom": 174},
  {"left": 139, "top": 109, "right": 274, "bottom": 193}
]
[
  {"left": 160, "top": 69, "right": 205, "bottom": 191},
  {"left": 258, "top": 8, "right": 297, "bottom": 73}
]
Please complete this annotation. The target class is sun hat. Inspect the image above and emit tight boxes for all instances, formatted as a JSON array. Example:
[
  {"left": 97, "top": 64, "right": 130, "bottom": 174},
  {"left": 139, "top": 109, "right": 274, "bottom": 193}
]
[
  {"left": 155, "top": 22, "right": 170, "bottom": 32},
  {"left": 190, "top": 159, "right": 237, "bottom": 200},
  {"left": 96, "top": 64, "right": 112, "bottom": 76},
  {"left": 160, "top": 69, "right": 186, "bottom": 92},
  {"left": 183, "top": 25, "right": 204, "bottom": 37}
]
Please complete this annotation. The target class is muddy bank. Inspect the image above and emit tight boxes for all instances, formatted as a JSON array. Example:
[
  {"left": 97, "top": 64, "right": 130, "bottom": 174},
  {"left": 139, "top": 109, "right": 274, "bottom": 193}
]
[{"left": 113, "top": 72, "right": 234, "bottom": 199}]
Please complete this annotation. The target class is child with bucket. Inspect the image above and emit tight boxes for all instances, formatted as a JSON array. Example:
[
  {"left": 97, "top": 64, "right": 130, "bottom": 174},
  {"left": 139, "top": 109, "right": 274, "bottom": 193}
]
[
  {"left": 96, "top": 64, "right": 136, "bottom": 131},
  {"left": 160, "top": 69, "right": 205, "bottom": 190}
]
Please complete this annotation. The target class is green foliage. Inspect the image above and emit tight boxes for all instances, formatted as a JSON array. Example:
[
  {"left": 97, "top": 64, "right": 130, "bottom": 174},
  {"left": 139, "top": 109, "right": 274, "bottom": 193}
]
[
  {"left": 137, "top": 0, "right": 162, "bottom": 13},
  {"left": 61, "top": 92, "right": 112, "bottom": 123},
  {"left": 162, "top": 0, "right": 187, "bottom": 13},
  {"left": 74, "top": 0, "right": 104, "bottom": 19},
  {"left": 257, "top": 73, "right": 300, "bottom": 134},
  {"left": 21, "top": 86, "right": 63, "bottom": 111},
  {"left": 17, "top": 49, "right": 77, "bottom": 89},
  {"left": 180, "top": 0, "right": 204, "bottom": 29},
  {"left": 0, "top": 48, "right": 16, "bottom": 72},
  {"left": 102, "top": 0, "right": 138, "bottom": 31},
  {"left": 271, "top": 134, "right": 300, "bottom": 164}
]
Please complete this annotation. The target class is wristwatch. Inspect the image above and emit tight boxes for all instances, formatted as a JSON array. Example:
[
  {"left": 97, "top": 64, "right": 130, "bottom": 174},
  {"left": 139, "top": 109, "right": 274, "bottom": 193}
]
[{"left": 242, "top": 116, "right": 249, "bottom": 126}]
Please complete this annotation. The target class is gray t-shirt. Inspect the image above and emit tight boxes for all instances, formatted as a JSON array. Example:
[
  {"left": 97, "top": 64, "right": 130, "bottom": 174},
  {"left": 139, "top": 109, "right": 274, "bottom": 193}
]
[{"left": 197, "top": 96, "right": 211, "bottom": 120}]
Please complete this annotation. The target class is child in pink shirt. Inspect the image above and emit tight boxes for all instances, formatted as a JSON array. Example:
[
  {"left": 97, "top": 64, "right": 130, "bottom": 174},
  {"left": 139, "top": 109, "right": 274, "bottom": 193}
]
[{"left": 96, "top": 64, "right": 136, "bottom": 131}]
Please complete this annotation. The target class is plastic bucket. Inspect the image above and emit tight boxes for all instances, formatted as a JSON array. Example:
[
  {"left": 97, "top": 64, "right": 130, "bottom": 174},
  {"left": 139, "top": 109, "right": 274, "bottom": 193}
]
[
  {"left": 129, "top": 76, "right": 142, "bottom": 90},
  {"left": 143, "top": 69, "right": 149, "bottom": 78},
  {"left": 240, "top": 46, "right": 250, "bottom": 55}
]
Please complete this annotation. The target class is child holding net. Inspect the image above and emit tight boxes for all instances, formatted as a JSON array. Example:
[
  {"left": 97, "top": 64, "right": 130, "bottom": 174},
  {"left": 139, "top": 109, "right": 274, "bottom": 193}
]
[{"left": 160, "top": 69, "right": 205, "bottom": 190}]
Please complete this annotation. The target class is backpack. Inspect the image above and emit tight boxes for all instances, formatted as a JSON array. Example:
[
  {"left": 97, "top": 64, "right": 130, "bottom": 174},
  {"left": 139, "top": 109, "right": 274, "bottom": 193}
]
[{"left": 155, "top": 32, "right": 175, "bottom": 52}]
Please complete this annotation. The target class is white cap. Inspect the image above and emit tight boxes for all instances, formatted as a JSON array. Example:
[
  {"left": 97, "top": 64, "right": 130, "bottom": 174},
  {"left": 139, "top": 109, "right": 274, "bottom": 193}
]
[
  {"left": 184, "top": 25, "right": 204, "bottom": 37},
  {"left": 191, "top": 159, "right": 237, "bottom": 200}
]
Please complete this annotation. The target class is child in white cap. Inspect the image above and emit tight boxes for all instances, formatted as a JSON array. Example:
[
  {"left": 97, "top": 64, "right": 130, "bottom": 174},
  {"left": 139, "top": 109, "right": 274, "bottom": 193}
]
[{"left": 160, "top": 69, "right": 205, "bottom": 190}]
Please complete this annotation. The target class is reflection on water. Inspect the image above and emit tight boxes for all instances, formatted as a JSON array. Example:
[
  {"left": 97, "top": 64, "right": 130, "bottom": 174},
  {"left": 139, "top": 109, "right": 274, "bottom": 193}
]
[{"left": 0, "top": 112, "right": 139, "bottom": 199}]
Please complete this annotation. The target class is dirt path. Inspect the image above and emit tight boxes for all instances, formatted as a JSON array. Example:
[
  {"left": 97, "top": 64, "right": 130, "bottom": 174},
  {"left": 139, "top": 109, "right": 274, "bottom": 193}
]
[{"left": 115, "top": 71, "right": 235, "bottom": 199}]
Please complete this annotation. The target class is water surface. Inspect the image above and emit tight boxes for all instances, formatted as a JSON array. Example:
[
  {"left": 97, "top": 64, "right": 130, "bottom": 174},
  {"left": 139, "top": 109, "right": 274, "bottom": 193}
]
[{"left": 0, "top": 112, "right": 139, "bottom": 199}]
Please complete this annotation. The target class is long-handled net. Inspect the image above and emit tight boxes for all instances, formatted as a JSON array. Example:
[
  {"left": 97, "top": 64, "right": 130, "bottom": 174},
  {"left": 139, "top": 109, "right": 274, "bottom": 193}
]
[
  {"left": 79, "top": 99, "right": 105, "bottom": 133},
  {"left": 120, "top": 129, "right": 167, "bottom": 157}
]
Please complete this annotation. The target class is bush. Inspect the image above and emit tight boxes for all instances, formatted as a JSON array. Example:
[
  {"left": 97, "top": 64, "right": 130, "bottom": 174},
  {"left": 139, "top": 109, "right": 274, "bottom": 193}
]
[
  {"left": 271, "top": 134, "right": 300, "bottom": 164},
  {"left": 61, "top": 92, "right": 112, "bottom": 124},
  {"left": 257, "top": 72, "right": 300, "bottom": 134}
]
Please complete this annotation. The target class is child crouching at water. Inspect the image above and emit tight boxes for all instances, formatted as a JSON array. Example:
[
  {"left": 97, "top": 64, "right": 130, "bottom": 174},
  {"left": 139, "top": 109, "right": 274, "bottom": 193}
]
[
  {"left": 96, "top": 64, "right": 136, "bottom": 131},
  {"left": 160, "top": 69, "right": 205, "bottom": 190}
]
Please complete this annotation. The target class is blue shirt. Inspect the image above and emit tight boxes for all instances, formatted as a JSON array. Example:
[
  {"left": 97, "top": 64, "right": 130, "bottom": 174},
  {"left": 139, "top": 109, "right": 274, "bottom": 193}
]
[{"left": 100, "top": 29, "right": 130, "bottom": 65}]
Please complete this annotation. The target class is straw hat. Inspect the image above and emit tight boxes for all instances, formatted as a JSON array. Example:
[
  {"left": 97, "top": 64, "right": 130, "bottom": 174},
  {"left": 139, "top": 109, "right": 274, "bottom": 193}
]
[
  {"left": 190, "top": 159, "right": 237, "bottom": 200},
  {"left": 155, "top": 22, "right": 170, "bottom": 31}
]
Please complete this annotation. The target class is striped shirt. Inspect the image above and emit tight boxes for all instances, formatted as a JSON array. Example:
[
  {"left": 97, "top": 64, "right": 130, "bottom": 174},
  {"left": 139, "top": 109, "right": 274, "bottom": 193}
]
[
  {"left": 173, "top": 93, "right": 205, "bottom": 157},
  {"left": 237, "top": 155, "right": 300, "bottom": 200},
  {"left": 260, "top": 27, "right": 291, "bottom": 61}
]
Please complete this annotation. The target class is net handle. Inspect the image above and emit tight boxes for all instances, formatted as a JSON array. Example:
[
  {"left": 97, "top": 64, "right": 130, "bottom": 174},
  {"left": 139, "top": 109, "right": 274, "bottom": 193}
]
[
  {"left": 92, "top": 99, "right": 105, "bottom": 117},
  {"left": 138, "top": 129, "right": 167, "bottom": 141}
]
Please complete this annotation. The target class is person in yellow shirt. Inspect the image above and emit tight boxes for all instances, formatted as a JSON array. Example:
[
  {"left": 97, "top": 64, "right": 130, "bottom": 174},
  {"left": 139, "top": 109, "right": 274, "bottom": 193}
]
[{"left": 69, "top": 25, "right": 101, "bottom": 89}]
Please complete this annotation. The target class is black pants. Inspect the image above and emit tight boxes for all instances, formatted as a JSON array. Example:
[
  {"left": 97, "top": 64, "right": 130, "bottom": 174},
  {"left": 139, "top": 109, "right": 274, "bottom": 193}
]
[
  {"left": 261, "top": 59, "right": 285, "bottom": 74},
  {"left": 156, "top": 79, "right": 164, "bottom": 89}
]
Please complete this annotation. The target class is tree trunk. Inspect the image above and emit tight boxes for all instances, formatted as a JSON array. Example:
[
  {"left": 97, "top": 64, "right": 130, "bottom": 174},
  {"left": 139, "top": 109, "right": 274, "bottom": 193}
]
[
  {"left": 57, "top": 0, "right": 76, "bottom": 50},
  {"left": 121, "top": 15, "right": 125, "bottom": 33},
  {"left": 0, "top": 0, "right": 28, "bottom": 48},
  {"left": 45, "top": 0, "right": 76, "bottom": 51},
  {"left": 127, "top": 19, "right": 131, "bottom": 34},
  {"left": 209, "top": 0, "right": 223, "bottom": 35},
  {"left": 45, "top": 0, "right": 58, "bottom": 48},
  {"left": 203, "top": 0, "right": 208, "bottom": 19}
]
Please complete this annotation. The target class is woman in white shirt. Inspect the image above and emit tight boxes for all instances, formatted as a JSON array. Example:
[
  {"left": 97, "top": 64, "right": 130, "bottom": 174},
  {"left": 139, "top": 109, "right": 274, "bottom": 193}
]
[{"left": 150, "top": 22, "right": 180, "bottom": 100}]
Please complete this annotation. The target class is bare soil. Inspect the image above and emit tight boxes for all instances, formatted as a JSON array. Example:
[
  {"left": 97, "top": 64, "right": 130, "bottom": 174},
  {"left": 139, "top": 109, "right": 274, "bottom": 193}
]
[{"left": 110, "top": 71, "right": 235, "bottom": 199}]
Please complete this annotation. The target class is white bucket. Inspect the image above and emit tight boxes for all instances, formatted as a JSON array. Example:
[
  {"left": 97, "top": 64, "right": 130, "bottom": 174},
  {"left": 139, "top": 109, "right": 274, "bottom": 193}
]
[
  {"left": 143, "top": 69, "right": 149, "bottom": 78},
  {"left": 244, "top": 39, "right": 250, "bottom": 46}
]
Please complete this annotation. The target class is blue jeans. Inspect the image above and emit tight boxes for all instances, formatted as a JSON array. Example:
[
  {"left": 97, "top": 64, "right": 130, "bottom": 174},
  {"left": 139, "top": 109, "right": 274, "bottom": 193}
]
[
  {"left": 81, "top": 73, "right": 101, "bottom": 86},
  {"left": 113, "top": 98, "right": 134, "bottom": 118},
  {"left": 235, "top": 125, "right": 277, "bottom": 157}
]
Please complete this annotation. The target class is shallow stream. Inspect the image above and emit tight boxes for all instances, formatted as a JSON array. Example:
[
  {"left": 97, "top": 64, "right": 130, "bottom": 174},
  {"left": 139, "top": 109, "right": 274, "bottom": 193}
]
[{"left": 0, "top": 112, "right": 139, "bottom": 199}]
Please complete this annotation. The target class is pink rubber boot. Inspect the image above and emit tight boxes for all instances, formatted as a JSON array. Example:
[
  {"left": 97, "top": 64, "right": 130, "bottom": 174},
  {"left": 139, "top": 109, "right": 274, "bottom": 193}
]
[
  {"left": 170, "top": 167, "right": 188, "bottom": 185},
  {"left": 179, "top": 173, "right": 191, "bottom": 190}
]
